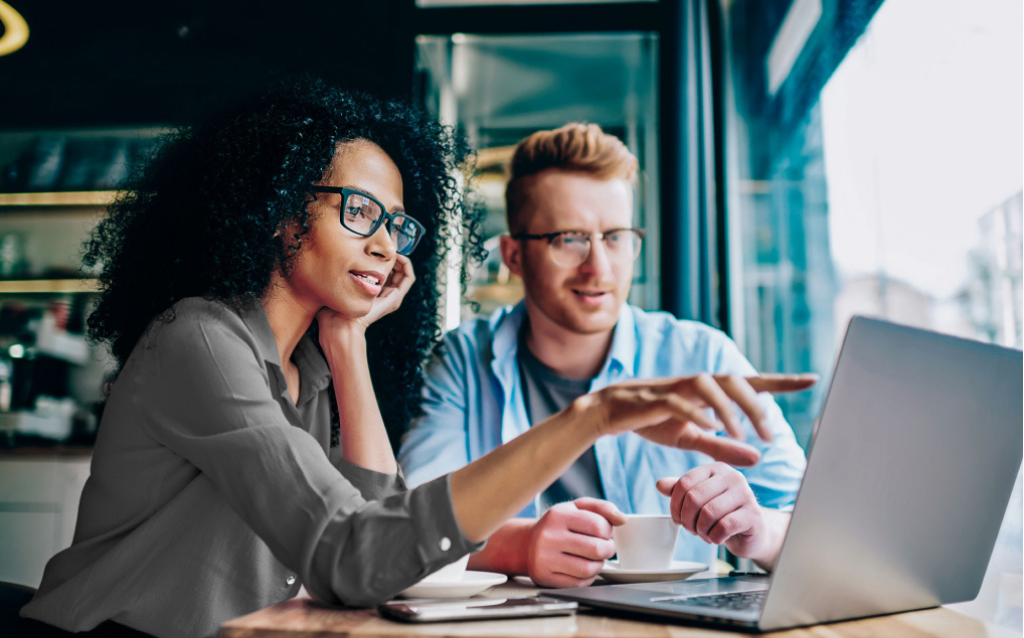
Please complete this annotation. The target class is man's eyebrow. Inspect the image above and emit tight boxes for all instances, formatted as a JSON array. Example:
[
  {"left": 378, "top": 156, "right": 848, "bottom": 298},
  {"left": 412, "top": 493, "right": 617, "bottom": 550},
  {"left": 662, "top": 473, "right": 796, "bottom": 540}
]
[{"left": 341, "top": 185, "right": 405, "bottom": 213}]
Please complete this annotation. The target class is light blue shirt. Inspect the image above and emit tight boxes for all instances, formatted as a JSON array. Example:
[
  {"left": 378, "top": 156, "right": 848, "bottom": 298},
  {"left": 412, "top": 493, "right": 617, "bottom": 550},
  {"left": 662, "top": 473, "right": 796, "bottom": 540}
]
[{"left": 399, "top": 302, "right": 806, "bottom": 566}]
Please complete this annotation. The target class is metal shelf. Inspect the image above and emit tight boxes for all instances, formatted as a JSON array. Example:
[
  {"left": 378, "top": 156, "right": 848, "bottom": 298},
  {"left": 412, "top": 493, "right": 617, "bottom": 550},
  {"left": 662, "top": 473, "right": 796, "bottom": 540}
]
[
  {"left": 0, "top": 279, "right": 100, "bottom": 294},
  {"left": 0, "top": 192, "right": 116, "bottom": 207}
]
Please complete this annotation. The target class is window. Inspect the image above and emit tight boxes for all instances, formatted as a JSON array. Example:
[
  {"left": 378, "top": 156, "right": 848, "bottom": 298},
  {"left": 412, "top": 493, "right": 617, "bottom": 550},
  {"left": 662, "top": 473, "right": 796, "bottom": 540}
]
[
  {"left": 723, "top": 0, "right": 1021, "bottom": 628},
  {"left": 416, "top": 33, "right": 660, "bottom": 327},
  {"left": 723, "top": 0, "right": 1021, "bottom": 446}
]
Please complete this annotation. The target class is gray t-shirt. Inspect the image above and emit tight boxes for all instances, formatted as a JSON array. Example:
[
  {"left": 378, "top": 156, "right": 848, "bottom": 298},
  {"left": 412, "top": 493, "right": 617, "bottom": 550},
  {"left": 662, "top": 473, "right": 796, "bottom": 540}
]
[
  {"left": 22, "top": 297, "right": 482, "bottom": 638},
  {"left": 517, "top": 338, "right": 605, "bottom": 511}
]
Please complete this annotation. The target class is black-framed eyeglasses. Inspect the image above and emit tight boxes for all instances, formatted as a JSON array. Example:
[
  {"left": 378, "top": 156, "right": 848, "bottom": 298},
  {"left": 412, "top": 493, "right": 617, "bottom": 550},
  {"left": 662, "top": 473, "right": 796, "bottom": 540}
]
[
  {"left": 310, "top": 187, "right": 426, "bottom": 256},
  {"left": 511, "top": 228, "right": 645, "bottom": 268}
]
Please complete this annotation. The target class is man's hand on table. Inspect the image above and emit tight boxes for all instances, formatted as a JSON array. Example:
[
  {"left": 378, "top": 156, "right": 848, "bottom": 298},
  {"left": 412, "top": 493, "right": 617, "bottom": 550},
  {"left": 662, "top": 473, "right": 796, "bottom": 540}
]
[{"left": 525, "top": 497, "right": 626, "bottom": 588}]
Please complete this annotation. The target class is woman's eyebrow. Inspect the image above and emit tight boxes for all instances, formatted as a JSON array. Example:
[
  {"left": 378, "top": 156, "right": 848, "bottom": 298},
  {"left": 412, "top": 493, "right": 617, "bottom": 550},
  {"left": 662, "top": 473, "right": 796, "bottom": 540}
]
[{"left": 341, "top": 184, "right": 405, "bottom": 213}]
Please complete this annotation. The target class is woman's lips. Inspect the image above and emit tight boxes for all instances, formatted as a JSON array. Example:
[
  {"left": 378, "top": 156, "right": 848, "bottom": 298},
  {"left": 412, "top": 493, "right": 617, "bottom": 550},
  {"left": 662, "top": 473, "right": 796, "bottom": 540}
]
[{"left": 350, "top": 271, "right": 383, "bottom": 296}]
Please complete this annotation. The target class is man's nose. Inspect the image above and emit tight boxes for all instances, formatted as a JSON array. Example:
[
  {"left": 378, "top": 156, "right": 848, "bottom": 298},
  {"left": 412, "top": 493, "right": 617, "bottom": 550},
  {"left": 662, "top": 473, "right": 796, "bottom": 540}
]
[{"left": 577, "top": 236, "right": 615, "bottom": 278}]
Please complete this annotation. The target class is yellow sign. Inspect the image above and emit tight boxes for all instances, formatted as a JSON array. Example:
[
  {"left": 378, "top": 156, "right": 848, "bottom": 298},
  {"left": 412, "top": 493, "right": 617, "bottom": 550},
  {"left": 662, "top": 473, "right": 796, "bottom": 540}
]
[{"left": 0, "top": 1, "right": 29, "bottom": 57}]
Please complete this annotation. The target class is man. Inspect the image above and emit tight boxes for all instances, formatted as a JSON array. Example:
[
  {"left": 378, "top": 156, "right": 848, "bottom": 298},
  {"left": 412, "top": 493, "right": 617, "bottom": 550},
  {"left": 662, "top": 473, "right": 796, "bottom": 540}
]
[{"left": 399, "top": 123, "right": 808, "bottom": 588}]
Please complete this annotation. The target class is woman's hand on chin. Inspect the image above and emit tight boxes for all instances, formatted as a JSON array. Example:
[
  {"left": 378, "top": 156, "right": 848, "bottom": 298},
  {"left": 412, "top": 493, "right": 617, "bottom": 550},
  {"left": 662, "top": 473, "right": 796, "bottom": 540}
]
[{"left": 318, "top": 255, "right": 416, "bottom": 338}]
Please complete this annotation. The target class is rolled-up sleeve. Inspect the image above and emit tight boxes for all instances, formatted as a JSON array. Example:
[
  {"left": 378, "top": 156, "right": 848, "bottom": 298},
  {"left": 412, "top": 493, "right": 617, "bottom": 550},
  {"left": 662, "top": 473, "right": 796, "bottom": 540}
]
[
  {"left": 336, "top": 457, "right": 408, "bottom": 501},
  {"left": 306, "top": 473, "right": 483, "bottom": 606},
  {"left": 134, "top": 302, "right": 481, "bottom": 606}
]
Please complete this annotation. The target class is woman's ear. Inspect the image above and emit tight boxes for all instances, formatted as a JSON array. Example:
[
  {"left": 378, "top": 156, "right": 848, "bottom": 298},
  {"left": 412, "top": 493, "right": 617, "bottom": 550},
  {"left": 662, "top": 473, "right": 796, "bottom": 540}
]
[
  {"left": 276, "top": 217, "right": 305, "bottom": 255},
  {"left": 499, "top": 234, "right": 524, "bottom": 278}
]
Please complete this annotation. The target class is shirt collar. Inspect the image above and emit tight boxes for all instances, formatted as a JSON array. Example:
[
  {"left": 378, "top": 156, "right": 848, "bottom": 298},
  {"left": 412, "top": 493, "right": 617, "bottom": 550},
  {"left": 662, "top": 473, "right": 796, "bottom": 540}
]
[
  {"left": 606, "top": 302, "right": 638, "bottom": 378},
  {"left": 238, "top": 301, "right": 332, "bottom": 399},
  {"left": 491, "top": 301, "right": 639, "bottom": 380}
]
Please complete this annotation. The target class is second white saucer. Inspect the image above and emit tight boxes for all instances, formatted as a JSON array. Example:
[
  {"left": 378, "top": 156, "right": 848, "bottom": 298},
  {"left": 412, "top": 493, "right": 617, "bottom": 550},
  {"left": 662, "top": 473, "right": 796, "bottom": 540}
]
[
  {"left": 399, "top": 571, "right": 508, "bottom": 599},
  {"left": 599, "top": 560, "right": 708, "bottom": 584}
]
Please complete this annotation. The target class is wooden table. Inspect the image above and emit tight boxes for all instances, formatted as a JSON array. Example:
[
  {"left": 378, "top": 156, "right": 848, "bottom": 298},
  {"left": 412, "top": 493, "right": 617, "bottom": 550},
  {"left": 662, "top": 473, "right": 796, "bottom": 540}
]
[{"left": 221, "top": 580, "right": 1016, "bottom": 638}]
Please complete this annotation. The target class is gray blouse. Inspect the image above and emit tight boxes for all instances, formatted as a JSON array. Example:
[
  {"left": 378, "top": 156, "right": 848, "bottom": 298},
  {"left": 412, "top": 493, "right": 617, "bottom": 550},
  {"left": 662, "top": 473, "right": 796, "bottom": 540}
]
[{"left": 21, "top": 297, "right": 481, "bottom": 638}]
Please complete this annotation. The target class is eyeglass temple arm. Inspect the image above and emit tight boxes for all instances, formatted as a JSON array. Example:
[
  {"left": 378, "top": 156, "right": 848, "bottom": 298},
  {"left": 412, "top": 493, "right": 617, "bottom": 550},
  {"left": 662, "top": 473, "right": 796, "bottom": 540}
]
[{"left": 511, "top": 232, "right": 563, "bottom": 242}]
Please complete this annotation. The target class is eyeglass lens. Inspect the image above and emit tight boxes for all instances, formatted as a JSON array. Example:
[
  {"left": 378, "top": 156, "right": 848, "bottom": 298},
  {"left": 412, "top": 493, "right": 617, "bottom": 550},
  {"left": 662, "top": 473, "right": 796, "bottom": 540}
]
[
  {"left": 390, "top": 216, "right": 421, "bottom": 255},
  {"left": 343, "top": 192, "right": 421, "bottom": 255},
  {"left": 550, "top": 230, "right": 642, "bottom": 267},
  {"left": 343, "top": 192, "right": 382, "bottom": 235}
]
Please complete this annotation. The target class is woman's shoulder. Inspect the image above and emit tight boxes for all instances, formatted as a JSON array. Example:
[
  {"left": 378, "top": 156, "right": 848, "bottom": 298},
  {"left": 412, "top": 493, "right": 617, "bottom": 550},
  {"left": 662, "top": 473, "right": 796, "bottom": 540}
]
[
  {"left": 117, "top": 296, "right": 271, "bottom": 402},
  {"left": 139, "top": 296, "right": 257, "bottom": 353}
]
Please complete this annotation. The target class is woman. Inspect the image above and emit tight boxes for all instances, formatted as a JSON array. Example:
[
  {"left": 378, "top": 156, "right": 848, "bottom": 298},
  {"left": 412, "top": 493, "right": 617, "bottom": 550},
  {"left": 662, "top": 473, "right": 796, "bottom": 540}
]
[{"left": 20, "top": 79, "right": 810, "bottom": 638}]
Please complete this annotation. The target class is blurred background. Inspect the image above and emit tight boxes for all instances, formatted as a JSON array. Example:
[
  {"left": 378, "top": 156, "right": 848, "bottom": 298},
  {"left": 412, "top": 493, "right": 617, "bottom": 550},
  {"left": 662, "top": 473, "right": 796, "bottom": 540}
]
[{"left": 0, "top": 0, "right": 1019, "bottom": 629}]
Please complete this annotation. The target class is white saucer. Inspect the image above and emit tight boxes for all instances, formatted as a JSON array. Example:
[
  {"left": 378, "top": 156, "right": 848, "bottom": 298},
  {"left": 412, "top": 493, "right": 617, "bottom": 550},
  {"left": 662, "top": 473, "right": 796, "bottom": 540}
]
[
  {"left": 399, "top": 571, "right": 508, "bottom": 599},
  {"left": 599, "top": 560, "right": 708, "bottom": 584},
  {"left": 512, "top": 575, "right": 536, "bottom": 587}
]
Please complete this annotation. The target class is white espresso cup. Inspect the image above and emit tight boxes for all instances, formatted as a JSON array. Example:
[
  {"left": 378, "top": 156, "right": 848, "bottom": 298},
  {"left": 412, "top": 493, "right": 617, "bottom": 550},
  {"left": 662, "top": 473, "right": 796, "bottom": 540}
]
[
  {"left": 420, "top": 554, "right": 470, "bottom": 583},
  {"left": 613, "top": 514, "right": 680, "bottom": 570}
]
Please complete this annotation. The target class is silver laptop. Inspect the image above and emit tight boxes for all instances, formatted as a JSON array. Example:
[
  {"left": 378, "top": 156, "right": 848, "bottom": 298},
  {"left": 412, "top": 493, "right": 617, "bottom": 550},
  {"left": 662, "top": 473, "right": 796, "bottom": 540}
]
[{"left": 549, "top": 316, "right": 1023, "bottom": 632}]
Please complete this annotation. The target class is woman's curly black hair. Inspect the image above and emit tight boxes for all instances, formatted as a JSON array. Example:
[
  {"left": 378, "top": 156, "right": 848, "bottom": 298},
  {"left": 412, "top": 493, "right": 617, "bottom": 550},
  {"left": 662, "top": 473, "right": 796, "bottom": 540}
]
[{"left": 83, "top": 77, "right": 486, "bottom": 449}]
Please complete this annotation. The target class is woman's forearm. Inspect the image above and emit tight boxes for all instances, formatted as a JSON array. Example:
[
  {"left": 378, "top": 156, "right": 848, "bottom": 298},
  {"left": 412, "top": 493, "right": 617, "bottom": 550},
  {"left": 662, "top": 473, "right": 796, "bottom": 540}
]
[
  {"left": 450, "top": 397, "right": 600, "bottom": 542},
  {"left": 322, "top": 327, "right": 398, "bottom": 474}
]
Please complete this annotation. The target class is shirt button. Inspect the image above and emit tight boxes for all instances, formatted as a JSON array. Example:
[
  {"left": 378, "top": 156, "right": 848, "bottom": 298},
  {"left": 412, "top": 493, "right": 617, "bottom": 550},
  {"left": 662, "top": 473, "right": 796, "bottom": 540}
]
[
  {"left": 286, "top": 575, "right": 296, "bottom": 586},
  {"left": 439, "top": 537, "right": 452, "bottom": 551}
]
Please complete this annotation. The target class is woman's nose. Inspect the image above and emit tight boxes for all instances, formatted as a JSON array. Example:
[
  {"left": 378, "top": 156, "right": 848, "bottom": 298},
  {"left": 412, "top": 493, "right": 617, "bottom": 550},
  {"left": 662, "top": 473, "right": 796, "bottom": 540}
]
[{"left": 367, "top": 219, "right": 397, "bottom": 260}]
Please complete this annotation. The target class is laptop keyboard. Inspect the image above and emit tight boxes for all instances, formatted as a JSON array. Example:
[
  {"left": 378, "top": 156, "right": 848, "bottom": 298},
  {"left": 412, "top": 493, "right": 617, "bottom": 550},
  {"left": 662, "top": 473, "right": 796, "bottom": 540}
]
[{"left": 668, "top": 590, "right": 767, "bottom": 611}]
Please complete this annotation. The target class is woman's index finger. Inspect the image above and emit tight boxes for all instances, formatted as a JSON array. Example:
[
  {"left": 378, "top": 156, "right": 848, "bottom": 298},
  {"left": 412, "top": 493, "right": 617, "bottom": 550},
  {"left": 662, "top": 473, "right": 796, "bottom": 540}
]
[{"left": 745, "top": 373, "right": 818, "bottom": 394}]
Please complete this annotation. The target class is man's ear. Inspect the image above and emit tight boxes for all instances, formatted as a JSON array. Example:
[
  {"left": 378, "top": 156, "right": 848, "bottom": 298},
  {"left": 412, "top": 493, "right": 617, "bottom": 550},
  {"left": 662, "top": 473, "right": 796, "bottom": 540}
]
[{"left": 499, "top": 234, "right": 524, "bottom": 278}]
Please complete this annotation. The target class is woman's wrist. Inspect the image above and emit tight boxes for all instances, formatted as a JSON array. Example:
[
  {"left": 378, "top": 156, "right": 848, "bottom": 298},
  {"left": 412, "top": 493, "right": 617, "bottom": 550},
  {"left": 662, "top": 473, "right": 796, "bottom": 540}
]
[
  {"left": 551, "top": 394, "right": 605, "bottom": 448},
  {"left": 566, "top": 392, "right": 606, "bottom": 442},
  {"left": 320, "top": 324, "right": 368, "bottom": 368}
]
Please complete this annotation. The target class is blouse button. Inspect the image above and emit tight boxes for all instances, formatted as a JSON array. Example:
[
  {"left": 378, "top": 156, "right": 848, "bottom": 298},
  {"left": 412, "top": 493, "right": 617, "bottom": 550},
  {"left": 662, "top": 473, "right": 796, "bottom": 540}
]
[
  {"left": 439, "top": 537, "right": 452, "bottom": 551},
  {"left": 286, "top": 575, "right": 296, "bottom": 586}
]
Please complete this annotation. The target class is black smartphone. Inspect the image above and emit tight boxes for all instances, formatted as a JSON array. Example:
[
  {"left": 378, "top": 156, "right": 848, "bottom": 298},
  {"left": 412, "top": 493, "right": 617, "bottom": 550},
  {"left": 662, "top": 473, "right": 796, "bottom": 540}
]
[{"left": 378, "top": 596, "right": 578, "bottom": 623}]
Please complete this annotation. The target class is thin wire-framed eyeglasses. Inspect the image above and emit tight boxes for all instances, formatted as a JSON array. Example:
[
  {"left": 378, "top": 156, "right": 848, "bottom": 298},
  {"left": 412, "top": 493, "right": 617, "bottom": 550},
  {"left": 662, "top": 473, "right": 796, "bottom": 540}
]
[
  {"left": 511, "top": 228, "right": 645, "bottom": 268},
  {"left": 311, "top": 187, "right": 426, "bottom": 256}
]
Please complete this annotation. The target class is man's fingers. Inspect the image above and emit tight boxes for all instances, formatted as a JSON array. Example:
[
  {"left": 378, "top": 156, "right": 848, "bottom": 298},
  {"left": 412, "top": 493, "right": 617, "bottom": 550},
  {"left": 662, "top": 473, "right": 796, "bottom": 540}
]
[
  {"left": 563, "top": 509, "right": 615, "bottom": 539},
  {"left": 708, "top": 510, "right": 756, "bottom": 546},
  {"left": 678, "top": 473, "right": 731, "bottom": 534},
  {"left": 717, "top": 375, "right": 771, "bottom": 442},
  {"left": 694, "top": 488, "right": 748, "bottom": 541},
  {"left": 537, "top": 572, "right": 598, "bottom": 589},
  {"left": 667, "top": 464, "right": 724, "bottom": 524},
  {"left": 655, "top": 477, "right": 675, "bottom": 497},
  {"left": 745, "top": 373, "right": 818, "bottom": 394},
  {"left": 559, "top": 532, "right": 617, "bottom": 562},
  {"left": 574, "top": 498, "right": 627, "bottom": 526},
  {"left": 551, "top": 554, "right": 606, "bottom": 581}
]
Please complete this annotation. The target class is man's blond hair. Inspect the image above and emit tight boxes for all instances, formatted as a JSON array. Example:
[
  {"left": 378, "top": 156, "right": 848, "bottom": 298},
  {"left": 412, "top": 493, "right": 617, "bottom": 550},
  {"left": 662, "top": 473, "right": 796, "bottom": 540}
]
[{"left": 505, "top": 123, "right": 638, "bottom": 233}]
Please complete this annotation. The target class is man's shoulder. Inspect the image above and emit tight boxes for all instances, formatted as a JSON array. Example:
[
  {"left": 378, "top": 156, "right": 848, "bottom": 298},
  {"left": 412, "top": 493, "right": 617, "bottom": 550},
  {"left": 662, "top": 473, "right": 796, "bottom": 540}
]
[
  {"left": 440, "top": 305, "right": 515, "bottom": 355},
  {"left": 627, "top": 306, "right": 754, "bottom": 375},
  {"left": 628, "top": 305, "right": 735, "bottom": 350}
]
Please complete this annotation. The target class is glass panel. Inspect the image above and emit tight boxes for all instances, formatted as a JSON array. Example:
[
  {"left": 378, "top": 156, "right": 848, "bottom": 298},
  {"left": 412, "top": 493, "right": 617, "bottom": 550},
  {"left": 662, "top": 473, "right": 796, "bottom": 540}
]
[
  {"left": 415, "top": 33, "right": 659, "bottom": 325},
  {"left": 417, "top": 0, "right": 656, "bottom": 7},
  {"left": 724, "top": 0, "right": 1021, "bottom": 446},
  {"left": 0, "top": 128, "right": 167, "bottom": 193},
  {"left": 725, "top": 0, "right": 1021, "bottom": 629}
]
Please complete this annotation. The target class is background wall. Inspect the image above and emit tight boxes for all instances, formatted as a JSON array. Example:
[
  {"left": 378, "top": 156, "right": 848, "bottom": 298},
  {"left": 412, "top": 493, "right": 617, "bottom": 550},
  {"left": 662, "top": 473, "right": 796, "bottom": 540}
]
[{"left": 0, "top": 0, "right": 414, "bottom": 129}]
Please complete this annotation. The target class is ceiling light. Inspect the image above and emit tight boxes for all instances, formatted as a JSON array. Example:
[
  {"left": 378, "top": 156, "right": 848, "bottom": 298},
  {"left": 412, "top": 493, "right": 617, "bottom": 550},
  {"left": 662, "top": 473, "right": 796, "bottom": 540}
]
[{"left": 0, "top": 2, "right": 29, "bottom": 57}]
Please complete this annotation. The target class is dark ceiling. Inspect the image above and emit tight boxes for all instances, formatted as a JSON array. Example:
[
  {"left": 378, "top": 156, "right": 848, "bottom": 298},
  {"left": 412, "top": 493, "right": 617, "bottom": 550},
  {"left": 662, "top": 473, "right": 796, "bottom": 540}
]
[{"left": 0, "top": 0, "right": 414, "bottom": 129}]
